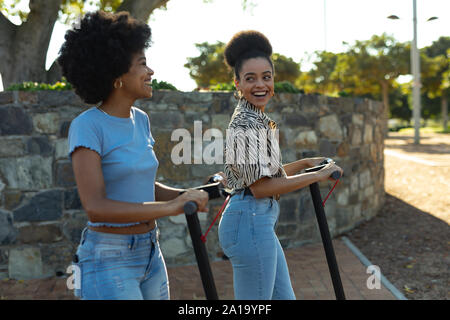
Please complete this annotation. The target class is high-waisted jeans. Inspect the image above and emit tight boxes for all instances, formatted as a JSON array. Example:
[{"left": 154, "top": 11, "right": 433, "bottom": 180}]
[
  {"left": 73, "top": 226, "right": 169, "bottom": 300},
  {"left": 218, "top": 191, "right": 296, "bottom": 300}
]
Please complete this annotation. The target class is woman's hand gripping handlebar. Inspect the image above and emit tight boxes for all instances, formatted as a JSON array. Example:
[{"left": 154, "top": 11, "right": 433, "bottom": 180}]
[{"left": 306, "top": 158, "right": 344, "bottom": 182}]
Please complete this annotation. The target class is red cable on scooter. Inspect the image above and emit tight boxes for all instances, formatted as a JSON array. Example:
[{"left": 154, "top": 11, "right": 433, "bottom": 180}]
[
  {"left": 322, "top": 178, "right": 340, "bottom": 207},
  {"left": 201, "top": 194, "right": 231, "bottom": 243}
]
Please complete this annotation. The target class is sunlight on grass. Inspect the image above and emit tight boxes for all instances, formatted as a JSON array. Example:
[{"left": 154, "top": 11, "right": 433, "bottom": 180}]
[{"left": 398, "top": 126, "right": 450, "bottom": 134}]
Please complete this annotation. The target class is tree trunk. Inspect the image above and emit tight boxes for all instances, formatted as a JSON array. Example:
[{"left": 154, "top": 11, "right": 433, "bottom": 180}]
[
  {"left": 442, "top": 95, "right": 448, "bottom": 131},
  {"left": 117, "top": 0, "right": 170, "bottom": 22},
  {"left": 0, "top": 0, "right": 169, "bottom": 89},
  {"left": 0, "top": 0, "right": 62, "bottom": 89},
  {"left": 0, "top": 11, "right": 18, "bottom": 88},
  {"left": 380, "top": 80, "right": 390, "bottom": 136}
]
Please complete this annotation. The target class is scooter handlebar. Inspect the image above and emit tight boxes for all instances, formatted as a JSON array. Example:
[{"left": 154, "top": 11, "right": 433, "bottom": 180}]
[
  {"left": 184, "top": 201, "right": 198, "bottom": 215},
  {"left": 305, "top": 158, "right": 341, "bottom": 180}
]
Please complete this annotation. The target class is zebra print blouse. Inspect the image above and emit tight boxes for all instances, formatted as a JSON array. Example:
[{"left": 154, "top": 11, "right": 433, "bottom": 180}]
[{"left": 224, "top": 98, "right": 286, "bottom": 191}]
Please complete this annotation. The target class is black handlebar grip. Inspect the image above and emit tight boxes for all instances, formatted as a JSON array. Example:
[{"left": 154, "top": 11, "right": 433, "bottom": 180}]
[
  {"left": 184, "top": 201, "right": 198, "bottom": 215},
  {"left": 192, "top": 182, "right": 222, "bottom": 200},
  {"left": 331, "top": 171, "right": 341, "bottom": 180},
  {"left": 315, "top": 158, "right": 342, "bottom": 180}
]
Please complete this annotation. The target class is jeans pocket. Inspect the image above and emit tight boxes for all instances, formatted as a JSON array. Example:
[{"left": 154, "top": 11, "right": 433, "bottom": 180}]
[
  {"left": 218, "top": 211, "right": 242, "bottom": 251},
  {"left": 97, "top": 248, "right": 122, "bottom": 263}
]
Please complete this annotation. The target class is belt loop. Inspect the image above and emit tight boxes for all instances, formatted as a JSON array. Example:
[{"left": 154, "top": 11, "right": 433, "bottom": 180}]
[
  {"left": 153, "top": 227, "right": 159, "bottom": 244},
  {"left": 129, "top": 236, "right": 135, "bottom": 251},
  {"left": 239, "top": 189, "right": 245, "bottom": 200},
  {"left": 80, "top": 227, "right": 88, "bottom": 245}
]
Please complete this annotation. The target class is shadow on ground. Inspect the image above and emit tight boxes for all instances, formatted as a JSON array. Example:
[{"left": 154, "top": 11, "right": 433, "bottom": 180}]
[
  {"left": 385, "top": 133, "right": 450, "bottom": 155},
  {"left": 346, "top": 192, "right": 450, "bottom": 300}
]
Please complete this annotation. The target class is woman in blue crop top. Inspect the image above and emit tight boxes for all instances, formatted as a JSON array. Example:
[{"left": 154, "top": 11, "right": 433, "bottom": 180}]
[{"left": 58, "top": 10, "right": 221, "bottom": 300}]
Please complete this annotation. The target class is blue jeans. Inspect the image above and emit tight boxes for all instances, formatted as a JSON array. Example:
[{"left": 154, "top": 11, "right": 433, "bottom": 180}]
[
  {"left": 218, "top": 191, "right": 296, "bottom": 300},
  {"left": 73, "top": 226, "right": 169, "bottom": 300}
]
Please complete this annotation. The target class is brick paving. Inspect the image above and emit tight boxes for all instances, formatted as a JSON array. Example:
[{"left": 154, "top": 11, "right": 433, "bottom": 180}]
[{"left": 0, "top": 238, "right": 397, "bottom": 300}]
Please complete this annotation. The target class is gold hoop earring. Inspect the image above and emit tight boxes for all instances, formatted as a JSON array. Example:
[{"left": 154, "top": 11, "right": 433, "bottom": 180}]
[
  {"left": 114, "top": 79, "right": 123, "bottom": 89},
  {"left": 234, "top": 90, "right": 243, "bottom": 100}
]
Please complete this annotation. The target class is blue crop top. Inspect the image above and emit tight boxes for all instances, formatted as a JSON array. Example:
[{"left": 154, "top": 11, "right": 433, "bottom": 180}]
[{"left": 68, "top": 106, "right": 159, "bottom": 227}]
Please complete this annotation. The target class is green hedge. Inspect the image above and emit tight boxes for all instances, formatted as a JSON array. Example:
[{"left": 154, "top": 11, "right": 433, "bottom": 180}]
[
  {"left": 150, "top": 79, "right": 177, "bottom": 91},
  {"left": 6, "top": 78, "right": 177, "bottom": 91},
  {"left": 6, "top": 79, "right": 72, "bottom": 91},
  {"left": 209, "top": 82, "right": 236, "bottom": 91},
  {"left": 208, "top": 81, "right": 303, "bottom": 94},
  {"left": 274, "top": 81, "right": 304, "bottom": 94},
  {"left": 6, "top": 78, "right": 305, "bottom": 94}
]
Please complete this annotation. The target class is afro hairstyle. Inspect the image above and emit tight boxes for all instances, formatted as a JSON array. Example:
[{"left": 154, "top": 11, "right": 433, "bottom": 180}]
[
  {"left": 224, "top": 30, "right": 274, "bottom": 80},
  {"left": 57, "top": 10, "right": 151, "bottom": 104}
]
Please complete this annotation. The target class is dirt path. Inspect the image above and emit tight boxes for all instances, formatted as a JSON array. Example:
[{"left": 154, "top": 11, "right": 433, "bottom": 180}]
[{"left": 346, "top": 131, "right": 450, "bottom": 300}]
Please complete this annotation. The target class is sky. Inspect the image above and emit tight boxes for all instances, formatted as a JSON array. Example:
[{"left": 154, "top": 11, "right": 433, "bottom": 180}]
[{"left": 0, "top": 0, "right": 449, "bottom": 91}]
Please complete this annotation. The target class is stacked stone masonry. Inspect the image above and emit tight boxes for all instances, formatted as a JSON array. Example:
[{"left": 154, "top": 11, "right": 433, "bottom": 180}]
[{"left": 0, "top": 90, "right": 387, "bottom": 280}]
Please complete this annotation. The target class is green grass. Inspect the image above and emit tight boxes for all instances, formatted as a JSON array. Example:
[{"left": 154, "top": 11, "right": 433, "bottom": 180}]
[
  {"left": 390, "top": 118, "right": 449, "bottom": 134},
  {"left": 398, "top": 125, "right": 450, "bottom": 135}
]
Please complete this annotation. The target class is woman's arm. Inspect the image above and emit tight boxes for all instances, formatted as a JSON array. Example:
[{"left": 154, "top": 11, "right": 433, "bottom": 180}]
[
  {"left": 283, "top": 159, "right": 310, "bottom": 176},
  {"left": 71, "top": 147, "right": 208, "bottom": 223},
  {"left": 155, "top": 182, "right": 184, "bottom": 201},
  {"left": 283, "top": 157, "right": 329, "bottom": 176},
  {"left": 155, "top": 170, "right": 228, "bottom": 201},
  {"left": 249, "top": 162, "right": 343, "bottom": 199}
]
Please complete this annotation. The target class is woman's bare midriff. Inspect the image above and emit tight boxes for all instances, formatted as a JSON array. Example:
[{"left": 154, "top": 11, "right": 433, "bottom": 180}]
[{"left": 88, "top": 219, "right": 156, "bottom": 234}]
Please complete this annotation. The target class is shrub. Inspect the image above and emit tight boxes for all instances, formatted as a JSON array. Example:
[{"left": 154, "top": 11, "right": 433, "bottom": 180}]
[
  {"left": 151, "top": 79, "right": 177, "bottom": 91},
  {"left": 6, "top": 78, "right": 177, "bottom": 92},
  {"left": 208, "top": 81, "right": 304, "bottom": 94},
  {"left": 209, "top": 82, "right": 236, "bottom": 91},
  {"left": 6, "top": 78, "right": 72, "bottom": 91},
  {"left": 274, "top": 81, "right": 304, "bottom": 94}
]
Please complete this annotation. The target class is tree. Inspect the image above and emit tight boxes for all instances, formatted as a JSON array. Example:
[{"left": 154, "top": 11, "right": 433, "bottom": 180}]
[
  {"left": 298, "top": 50, "right": 340, "bottom": 95},
  {"left": 330, "top": 34, "right": 410, "bottom": 115},
  {"left": 422, "top": 37, "right": 450, "bottom": 130},
  {"left": 389, "top": 82, "right": 412, "bottom": 122},
  {"left": 184, "top": 41, "right": 301, "bottom": 88},
  {"left": 0, "top": 0, "right": 171, "bottom": 89},
  {"left": 0, "top": 0, "right": 253, "bottom": 89},
  {"left": 271, "top": 53, "right": 300, "bottom": 83},
  {"left": 184, "top": 41, "right": 232, "bottom": 88}
]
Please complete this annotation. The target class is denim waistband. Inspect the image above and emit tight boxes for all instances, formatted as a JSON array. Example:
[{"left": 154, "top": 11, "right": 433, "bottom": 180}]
[
  {"left": 86, "top": 221, "right": 142, "bottom": 228},
  {"left": 230, "top": 189, "right": 276, "bottom": 209},
  {"left": 232, "top": 188, "right": 279, "bottom": 201},
  {"left": 232, "top": 189, "right": 271, "bottom": 201},
  {"left": 79, "top": 226, "right": 159, "bottom": 247}
]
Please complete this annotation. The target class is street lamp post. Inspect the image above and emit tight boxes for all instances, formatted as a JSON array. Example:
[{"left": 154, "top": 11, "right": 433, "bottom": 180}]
[
  {"left": 323, "top": 0, "right": 327, "bottom": 51},
  {"left": 411, "top": 0, "right": 421, "bottom": 145},
  {"left": 388, "top": 0, "right": 438, "bottom": 145}
]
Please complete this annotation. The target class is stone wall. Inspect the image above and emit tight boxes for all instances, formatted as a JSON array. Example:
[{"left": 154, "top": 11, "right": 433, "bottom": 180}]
[{"left": 0, "top": 89, "right": 387, "bottom": 280}]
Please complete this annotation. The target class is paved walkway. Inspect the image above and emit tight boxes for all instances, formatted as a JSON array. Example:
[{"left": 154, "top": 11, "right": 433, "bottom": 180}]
[{"left": 0, "top": 238, "right": 397, "bottom": 300}]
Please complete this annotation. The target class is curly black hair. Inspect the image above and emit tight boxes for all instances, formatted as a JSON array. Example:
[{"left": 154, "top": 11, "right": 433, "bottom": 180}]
[
  {"left": 57, "top": 10, "right": 151, "bottom": 104},
  {"left": 224, "top": 30, "right": 274, "bottom": 80}
]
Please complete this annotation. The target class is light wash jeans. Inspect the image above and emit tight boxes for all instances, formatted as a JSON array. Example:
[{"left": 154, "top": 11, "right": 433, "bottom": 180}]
[
  {"left": 218, "top": 191, "right": 296, "bottom": 300},
  {"left": 73, "top": 226, "right": 169, "bottom": 300}
]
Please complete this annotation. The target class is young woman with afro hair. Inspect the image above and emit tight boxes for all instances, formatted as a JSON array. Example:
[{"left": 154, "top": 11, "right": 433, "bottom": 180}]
[
  {"left": 219, "top": 30, "right": 344, "bottom": 300},
  {"left": 58, "top": 10, "right": 217, "bottom": 300}
]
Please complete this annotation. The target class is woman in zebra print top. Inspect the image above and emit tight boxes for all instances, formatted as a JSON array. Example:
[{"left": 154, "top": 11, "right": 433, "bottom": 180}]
[{"left": 218, "top": 30, "right": 343, "bottom": 300}]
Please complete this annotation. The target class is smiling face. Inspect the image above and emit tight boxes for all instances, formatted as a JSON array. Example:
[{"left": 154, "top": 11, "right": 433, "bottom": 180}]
[
  {"left": 235, "top": 57, "right": 274, "bottom": 108},
  {"left": 119, "top": 50, "right": 154, "bottom": 99}
]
